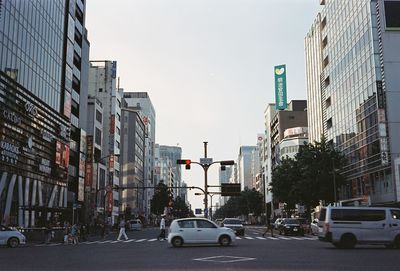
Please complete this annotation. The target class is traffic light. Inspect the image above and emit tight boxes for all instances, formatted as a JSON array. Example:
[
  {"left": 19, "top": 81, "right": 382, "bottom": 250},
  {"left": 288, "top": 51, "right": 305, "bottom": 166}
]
[{"left": 177, "top": 159, "right": 191, "bottom": 170}]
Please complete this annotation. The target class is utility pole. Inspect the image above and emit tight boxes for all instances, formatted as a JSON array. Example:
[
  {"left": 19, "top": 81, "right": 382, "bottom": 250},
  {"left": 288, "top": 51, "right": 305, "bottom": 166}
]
[{"left": 203, "top": 142, "right": 209, "bottom": 218}]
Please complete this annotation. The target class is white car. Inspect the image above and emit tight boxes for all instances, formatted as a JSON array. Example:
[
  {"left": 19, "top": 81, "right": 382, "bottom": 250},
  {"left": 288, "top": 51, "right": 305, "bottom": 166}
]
[
  {"left": 168, "top": 218, "right": 236, "bottom": 247},
  {"left": 128, "top": 219, "right": 142, "bottom": 231},
  {"left": 0, "top": 225, "right": 26, "bottom": 248}
]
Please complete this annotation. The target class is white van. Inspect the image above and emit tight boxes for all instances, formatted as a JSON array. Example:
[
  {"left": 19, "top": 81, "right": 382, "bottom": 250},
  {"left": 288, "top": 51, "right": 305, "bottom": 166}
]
[{"left": 318, "top": 206, "right": 400, "bottom": 248}]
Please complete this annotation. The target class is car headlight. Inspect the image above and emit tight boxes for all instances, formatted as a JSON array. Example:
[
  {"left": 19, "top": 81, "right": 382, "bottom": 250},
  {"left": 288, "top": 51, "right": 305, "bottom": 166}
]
[{"left": 285, "top": 226, "right": 290, "bottom": 229}]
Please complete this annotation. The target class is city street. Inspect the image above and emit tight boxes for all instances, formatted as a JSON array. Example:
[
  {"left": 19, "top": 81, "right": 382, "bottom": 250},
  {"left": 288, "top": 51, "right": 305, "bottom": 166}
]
[{"left": 0, "top": 226, "right": 398, "bottom": 271}]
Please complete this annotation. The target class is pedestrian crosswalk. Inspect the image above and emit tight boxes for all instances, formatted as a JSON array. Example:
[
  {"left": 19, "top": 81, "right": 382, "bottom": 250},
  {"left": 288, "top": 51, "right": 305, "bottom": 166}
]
[{"left": 32, "top": 235, "right": 317, "bottom": 247}]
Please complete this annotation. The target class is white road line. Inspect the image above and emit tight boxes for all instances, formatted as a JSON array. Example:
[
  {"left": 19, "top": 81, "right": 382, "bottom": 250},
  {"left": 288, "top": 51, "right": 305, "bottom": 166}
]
[
  {"left": 292, "top": 237, "right": 304, "bottom": 240},
  {"left": 97, "top": 240, "right": 113, "bottom": 244},
  {"left": 123, "top": 239, "right": 136, "bottom": 243},
  {"left": 235, "top": 236, "right": 242, "bottom": 240},
  {"left": 256, "top": 237, "right": 266, "bottom": 240},
  {"left": 304, "top": 237, "right": 318, "bottom": 240},
  {"left": 245, "top": 237, "right": 254, "bottom": 240},
  {"left": 110, "top": 240, "right": 121, "bottom": 244},
  {"left": 278, "top": 237, "right": 292, "bottom": 240},
  {"left": 148, "top": 238, "right": 158, "bottom": 242},
  {"left": 135, "top": 239, "right": 146, "bottom": 242},
  {"left": 268, "top": 237, "right": 279, "bottom": 240},
  {"left": 83, "top": 241, "right": 99, "bottom": 244}
]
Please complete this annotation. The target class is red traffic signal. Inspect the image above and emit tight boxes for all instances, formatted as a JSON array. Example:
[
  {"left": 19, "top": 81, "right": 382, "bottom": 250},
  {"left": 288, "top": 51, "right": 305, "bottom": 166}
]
[{"left": 177, "top": 159, "right": 191, "bottom": 170}]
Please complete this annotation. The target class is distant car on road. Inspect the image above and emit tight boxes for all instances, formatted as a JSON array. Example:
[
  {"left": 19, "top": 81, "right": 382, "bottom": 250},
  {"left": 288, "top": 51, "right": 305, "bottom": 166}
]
[
  {"left": 278, "top": 218, "right": 304, "bottom": 236},
  {"left": 0, "top": 225, "right": 26, "bottom": 248},
  {"left": 128, "top": 219, "right": 142, "bottom": 231},
  {"left": 168, "top": 218, "right": 235, "bottom": 247},
  {"left": 221, "top": 218, "right": 245, "bottom": 236}
]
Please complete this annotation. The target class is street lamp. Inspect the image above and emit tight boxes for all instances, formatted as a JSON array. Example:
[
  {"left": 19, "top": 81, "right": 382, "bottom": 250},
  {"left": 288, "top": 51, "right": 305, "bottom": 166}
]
[{"left": 332, "top": 158, "right": 338, "bottom": 206}]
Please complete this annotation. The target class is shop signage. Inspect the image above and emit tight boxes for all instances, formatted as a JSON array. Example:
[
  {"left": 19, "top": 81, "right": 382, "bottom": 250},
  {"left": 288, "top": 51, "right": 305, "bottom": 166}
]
[
  {"left": 25, "top": 102, "right": 38, "bottom": 116},
  {"left": 41, "top": 129, "right": 54, "bottom": 143},
  {"left": 39, "top": 158, "right": 52, "bottom": 174},
  {"left": 0, "top": 140, "right": 20, "bottom": 165},
  {"left": 274, "top": 64, "right": 288, "bottom": 110},
  {"left": 1, "top": 109, "right": 21, "bottom": 125}
]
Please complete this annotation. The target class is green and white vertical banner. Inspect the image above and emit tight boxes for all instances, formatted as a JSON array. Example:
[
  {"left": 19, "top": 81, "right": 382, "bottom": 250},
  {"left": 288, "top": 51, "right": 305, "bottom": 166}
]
[{"left": 274, "top": 64, "right": 287, "bottom": 110}]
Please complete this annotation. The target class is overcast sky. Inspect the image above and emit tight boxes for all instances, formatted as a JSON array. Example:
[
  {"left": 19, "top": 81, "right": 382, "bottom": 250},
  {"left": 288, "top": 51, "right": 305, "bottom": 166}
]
[{"left": 85, "top": 0, "right": 322, "bottom": 211}]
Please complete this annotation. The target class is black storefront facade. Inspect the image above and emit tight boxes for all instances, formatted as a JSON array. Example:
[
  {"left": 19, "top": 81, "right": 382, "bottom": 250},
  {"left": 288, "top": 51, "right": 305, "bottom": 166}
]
[{"left": 0, "top": 72, "right": 71, "bottom": 227}]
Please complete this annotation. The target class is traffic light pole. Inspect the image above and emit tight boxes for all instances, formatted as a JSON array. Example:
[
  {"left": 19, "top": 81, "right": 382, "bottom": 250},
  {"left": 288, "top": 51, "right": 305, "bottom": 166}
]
[{"left": 177, "top": 143, "right": 234, "bottom": 219}]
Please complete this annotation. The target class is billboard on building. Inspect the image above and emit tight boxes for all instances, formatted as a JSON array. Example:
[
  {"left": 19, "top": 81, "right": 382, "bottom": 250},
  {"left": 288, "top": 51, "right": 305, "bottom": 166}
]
[{"left": 274, "top": 64, "right": 287, "bottom": 110}]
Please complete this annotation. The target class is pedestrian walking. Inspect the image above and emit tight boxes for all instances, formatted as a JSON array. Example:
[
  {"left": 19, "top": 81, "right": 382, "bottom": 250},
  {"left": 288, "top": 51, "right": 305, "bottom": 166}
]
[
  {"left": 117, "top": 219, "right": 128, "bottom": 241},
  {"left": 262, "top": 217, "right": 274, "bottom": 237},
  {"left": 45, "top": 222, "right": 53, "bottom": 244},
  {"left": 71, "top": 223, "right": 79, "bottom": 244},
  {"left": 157, "top": 215, "right": 166, "bottom": 241}
]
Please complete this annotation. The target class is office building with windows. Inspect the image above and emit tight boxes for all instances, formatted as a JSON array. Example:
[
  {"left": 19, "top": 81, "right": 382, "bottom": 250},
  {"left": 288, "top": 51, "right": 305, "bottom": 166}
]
[
  {"left": 0, "top": 0, "right": 88, "bottom": 226},
  {"left": 123, "top": 92, "right": 156, "bottom": 221},
  {"left": 88, "top": 60, "right": 122, "bottom": 224},
  {"left": 305, "top": 0, "right": 400, "bottom": 205}
]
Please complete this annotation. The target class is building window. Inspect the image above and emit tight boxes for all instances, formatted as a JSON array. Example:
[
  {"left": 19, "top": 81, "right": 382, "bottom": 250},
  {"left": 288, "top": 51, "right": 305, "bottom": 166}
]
[
  {"left": 95, "top": 127, "right": 102, "bottom": 145},
  {"left": 385, "top": 2, "right": 400, "bottom": 28},
  {"left": 99, "top": 88, "right": 103, "bottom": 92},
  {"left": 117, "top": 113, "right": 121, "bottom": 122},
  {"left": 96, "top": 110, "right": 102, "bottom": 123},
  {"left": 327, "top": 118, "right": 332, "bottom": 129},
  {"left": 326, "top": 97, "right": 331, "bottom": 108}
]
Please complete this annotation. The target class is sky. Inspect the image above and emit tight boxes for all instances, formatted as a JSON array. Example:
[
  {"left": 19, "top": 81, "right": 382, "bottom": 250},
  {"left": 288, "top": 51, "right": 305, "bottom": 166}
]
[{"left": 85, "top": 0, "right": 322, "bottom": 211}]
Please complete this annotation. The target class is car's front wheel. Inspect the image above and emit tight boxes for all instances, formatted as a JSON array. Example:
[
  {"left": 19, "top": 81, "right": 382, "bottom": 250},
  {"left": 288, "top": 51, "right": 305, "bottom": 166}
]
[
  {"left": 171, "top": 237, "right": 183, "bottom": 248},
  {"left": 219, "top": 235, "right": 231, "bottom": 247},
  {"left": 8, "top": 237, "right": 19, "bottom": 248}
]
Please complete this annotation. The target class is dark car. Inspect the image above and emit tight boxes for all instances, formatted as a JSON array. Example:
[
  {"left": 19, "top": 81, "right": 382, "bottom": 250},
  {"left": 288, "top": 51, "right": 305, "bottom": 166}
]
[
  {"left": 278, "top": 218, "right": 304, "bottom": 236},
  {"left": 221, "top": 218, "right": 245, "bottom": 236}
]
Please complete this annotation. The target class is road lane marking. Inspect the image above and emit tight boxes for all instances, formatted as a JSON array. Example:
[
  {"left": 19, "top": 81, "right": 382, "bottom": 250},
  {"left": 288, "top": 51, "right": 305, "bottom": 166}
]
[
  {"left": 245, "top": 237, "right": 254, "bottom": 240},
  {"left": 123, "top": 239, "right": 136, "bottom": 243},
  {"left": 256, "top": 237, "right": 266, "bottom": 240},
  {"left": 235, "top": 236, "right": 242, "bottom": 240},
  {"left": 148, "top": 238, "right": 158, "bottom": 242},
  {"left": 135, "top": 239, "right": 146, "bottom": 242},
  {"left": 278, "top": 237, "right": 292, "bottom": 240},
  {"left": 268, "top": 237, "right": 279, "bottom": 240}
]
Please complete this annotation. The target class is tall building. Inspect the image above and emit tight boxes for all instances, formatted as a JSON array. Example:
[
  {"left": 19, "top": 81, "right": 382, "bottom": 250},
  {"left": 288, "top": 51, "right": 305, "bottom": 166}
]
[
  {"left": 270, "top": 100, "right": 308, "bottom": 169},
  {"left": 238, "top": 146, "right": 257, "bottom": 191},
  {"left": 158, "top": 145, "right": 182, "bottom": 198},
  {"left": 263, "top": 104, "right": 276, "bottom": 216},
  {"left": 123, "top": 92, "right": 156, "bottom": 221},
  {"left": 279, "top": 127, "right": 309, "bottom": 160},
  {"left": 0, "top": 0, "right": 88, "bottom": 227},
  {"left": 305, "top": 0, "right": 400, "bottom": 205},
  {"left": 120, "top": 105, "right": 145, "bottom": 219},
  {"left": 88, "top": 60, "right": 122, "bottom": 224}
]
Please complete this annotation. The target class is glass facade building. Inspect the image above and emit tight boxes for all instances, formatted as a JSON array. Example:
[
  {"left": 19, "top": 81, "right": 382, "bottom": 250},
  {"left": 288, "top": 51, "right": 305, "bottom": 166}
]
[
  {"left": 305, "top": 0, "right": 400, "bottom": 205},
  {"left": 0, "top": 0, "right": 88, "bottom": 227}
]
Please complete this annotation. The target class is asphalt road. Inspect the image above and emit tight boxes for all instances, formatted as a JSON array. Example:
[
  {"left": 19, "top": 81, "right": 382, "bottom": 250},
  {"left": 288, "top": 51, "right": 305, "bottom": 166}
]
[{"left": 0, "top": 226, "right": 398, "bottom": 271}]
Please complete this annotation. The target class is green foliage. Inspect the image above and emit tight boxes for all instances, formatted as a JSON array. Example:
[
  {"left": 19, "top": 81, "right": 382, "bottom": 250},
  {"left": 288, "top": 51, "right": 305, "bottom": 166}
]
[
  {"left": 170, "top": 196, "right": 191, "bottom": 218},
  {"left": 213, "top": 188, "right": 263, "bottom": 219},
  {"left": 270, "top": 137, "right": 347, "bottom": 214},
  {"left": 150, "top": 182, "right": 169, "bottom": 215}
]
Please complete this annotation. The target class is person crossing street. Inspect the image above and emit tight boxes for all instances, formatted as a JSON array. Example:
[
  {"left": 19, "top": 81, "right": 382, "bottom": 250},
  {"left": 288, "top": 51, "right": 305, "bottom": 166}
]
[
  {"left": 117, "top": 218, "right": 129, "bottom": 241},
  {"left": 157, "top": 214, "right": 166, "bottom": 241}
]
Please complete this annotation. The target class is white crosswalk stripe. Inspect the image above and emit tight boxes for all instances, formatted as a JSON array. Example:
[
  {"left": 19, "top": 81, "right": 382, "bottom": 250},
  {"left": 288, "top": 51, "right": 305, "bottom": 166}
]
[{"left": 31, "top": 235, "right": 317, "bottom": 248}]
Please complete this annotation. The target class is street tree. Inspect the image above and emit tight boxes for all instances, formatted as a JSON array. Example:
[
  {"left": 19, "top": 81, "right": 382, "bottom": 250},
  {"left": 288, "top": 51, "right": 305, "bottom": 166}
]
[
  {"left": 270, "top": 157, "right": 301, "bottom": 215},
  {"left": 270, "top": 137, "right": 347, "bottom": 217},
  {"left": 150, "top": 181, "right": 169, "bottom": 215},
  {"left": 171, "top": 196, "right": 191, "bottom": 218}
]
